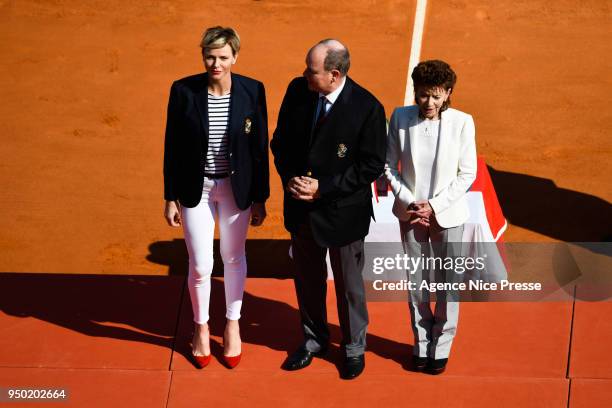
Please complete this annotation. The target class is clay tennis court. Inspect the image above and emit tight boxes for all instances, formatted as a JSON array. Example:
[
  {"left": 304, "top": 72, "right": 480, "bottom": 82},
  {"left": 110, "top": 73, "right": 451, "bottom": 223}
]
[{"left": 1, "top": 0, "right": 611, "bottom": 406}]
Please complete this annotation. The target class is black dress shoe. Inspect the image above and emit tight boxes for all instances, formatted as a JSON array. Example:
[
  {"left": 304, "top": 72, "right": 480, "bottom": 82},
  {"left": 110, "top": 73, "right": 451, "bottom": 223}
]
[
  {"left": 412, "top": 356, "right": 428, "bottom": 371},
  {"left": 340, "top": 355, "right": 365, "bottom": 380},
  {"left": 282, "top": 346, "right": 327, "bottom": 371},
  {"left": 425, "top": 358, "right": 448, "bottom": 375}
]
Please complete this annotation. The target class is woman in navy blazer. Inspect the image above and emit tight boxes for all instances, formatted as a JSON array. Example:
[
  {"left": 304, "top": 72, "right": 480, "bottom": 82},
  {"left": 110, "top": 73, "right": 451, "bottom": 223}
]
[{"left": 163, "top": 26, "right": 269, "bottom": 369}]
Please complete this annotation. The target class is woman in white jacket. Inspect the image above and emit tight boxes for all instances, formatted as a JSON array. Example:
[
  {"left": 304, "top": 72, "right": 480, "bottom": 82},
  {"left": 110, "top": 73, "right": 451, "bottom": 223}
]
[{"left": 385, "top": 60, "right": 477, "bottom": 374}]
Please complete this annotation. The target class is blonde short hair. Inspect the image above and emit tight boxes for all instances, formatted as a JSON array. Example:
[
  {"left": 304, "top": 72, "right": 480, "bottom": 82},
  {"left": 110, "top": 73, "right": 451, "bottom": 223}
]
[{"left": 200, "top": 26, "right": 240, "bottom": 56}]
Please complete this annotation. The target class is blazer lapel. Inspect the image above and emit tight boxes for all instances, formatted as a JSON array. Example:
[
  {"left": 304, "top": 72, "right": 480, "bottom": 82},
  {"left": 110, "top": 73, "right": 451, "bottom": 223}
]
[
  {"left": 306, "top": 89, "right": 320, "bottom": 148},
  {"left": 325, "top": 77, "right": 352, "bottom": 121},
  {"left": 310, "top": 77, "right": 353, "bottom": 147},
  {"left": 228, "top": 73, "right": 247, "bottom": 150},
  {"left": 408, "top": 108, "right": 419, "bottom": 180},
  {"left": 193, "top": 73, "right": 209, "bottom": 145},
  {"left": 432, "top": 109, "right": 451, "bottom": 193}
]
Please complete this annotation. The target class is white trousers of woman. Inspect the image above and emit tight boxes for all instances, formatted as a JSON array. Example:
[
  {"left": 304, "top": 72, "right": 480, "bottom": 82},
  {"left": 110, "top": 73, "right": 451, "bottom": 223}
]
[
  {"left": 181, "top": 177, "right": 251, "bottom": 324},
  {"left": 401, "top": 221, "right": 464, "bottom": 360}
]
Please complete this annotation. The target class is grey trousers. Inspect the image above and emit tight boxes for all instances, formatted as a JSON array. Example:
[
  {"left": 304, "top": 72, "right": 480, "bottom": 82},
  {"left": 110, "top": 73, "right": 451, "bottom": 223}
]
[
  {"left": 401, "top": 221, "right": 464, "bottom": 359},
  {"left": 291, "top": 223, "right": 368, "bottom": 357}
]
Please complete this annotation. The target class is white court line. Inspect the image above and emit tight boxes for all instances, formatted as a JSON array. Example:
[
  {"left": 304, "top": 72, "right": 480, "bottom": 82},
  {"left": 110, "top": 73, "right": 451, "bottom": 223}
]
[{"left": 403, "top": 0, "right": 428, "bottom": 106}]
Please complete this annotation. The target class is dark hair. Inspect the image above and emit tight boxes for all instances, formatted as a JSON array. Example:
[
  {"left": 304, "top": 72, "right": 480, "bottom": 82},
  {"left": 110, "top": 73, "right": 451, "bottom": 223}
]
[
  {"left": 318, "top": 39, "right": 350, "bottom": 75},
  {"left": 411, "top": 60, "right": 457, "bottom": 111}
]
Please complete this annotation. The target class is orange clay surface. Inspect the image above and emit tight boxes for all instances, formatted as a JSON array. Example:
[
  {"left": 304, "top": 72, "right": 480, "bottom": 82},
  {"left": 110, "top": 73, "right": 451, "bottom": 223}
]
[
  {"left": 0, "top": 0, "right": 610, "bottom": 275},
  {"left": 0, "top": 1, "right": 611, "bottom": 407}
]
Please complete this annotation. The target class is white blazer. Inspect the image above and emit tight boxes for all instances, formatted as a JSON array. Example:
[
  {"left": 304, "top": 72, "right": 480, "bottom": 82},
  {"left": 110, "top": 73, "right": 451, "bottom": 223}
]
[{"left": 385, "top": 105, "right": 477, "bottom": 228}]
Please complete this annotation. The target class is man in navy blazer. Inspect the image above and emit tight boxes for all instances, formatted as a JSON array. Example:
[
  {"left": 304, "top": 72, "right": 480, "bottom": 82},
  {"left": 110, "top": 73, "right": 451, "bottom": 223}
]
[
  {"left": 271, "top": 39, "right": 386, "bottom": 379},
  {"left": 164, "top": 72, "right": 269, "bottom": 210}
]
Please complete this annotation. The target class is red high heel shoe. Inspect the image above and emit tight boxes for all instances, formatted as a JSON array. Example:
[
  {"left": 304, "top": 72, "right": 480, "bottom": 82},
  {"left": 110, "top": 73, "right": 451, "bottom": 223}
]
[
  {"left": 192, "top": 325, "right": 211, "bottom": 369},
  {"left": 193, "top": 353, "right": 211, "bottom": 369},
  {"left": 222, "top": 353, "right": 241, "bottom": 369},
  {"left": 223, "top": 323, "right": 242, "bottom": 368}
]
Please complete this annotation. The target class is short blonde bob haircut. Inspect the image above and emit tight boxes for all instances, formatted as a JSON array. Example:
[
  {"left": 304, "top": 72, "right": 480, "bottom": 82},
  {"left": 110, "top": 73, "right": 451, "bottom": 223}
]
[{"left": 200, "top": 26, "right": 240, "bottom": 56}]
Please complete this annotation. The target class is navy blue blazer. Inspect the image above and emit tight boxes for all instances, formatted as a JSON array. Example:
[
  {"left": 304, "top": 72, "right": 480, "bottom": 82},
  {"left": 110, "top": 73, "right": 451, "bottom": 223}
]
[
  {"left": 163, "top": 73, "right": 269, "bottom": 209},
  {"left": 271, "top": 76, "right": 386, "bottom": 247}
]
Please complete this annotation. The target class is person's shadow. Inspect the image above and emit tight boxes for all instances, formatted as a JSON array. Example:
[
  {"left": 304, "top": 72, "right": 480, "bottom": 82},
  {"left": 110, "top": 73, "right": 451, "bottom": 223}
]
[
  {"left": 178, "top": 275, "right": 414, "bottom": 372},
  {"left": 0, "top": 239, "right": 416, "bottom": 374},
  {"left": 147, "top": 238, "right": 415, "bottom": 371},
  {"left": 488, "top": 166, "right": 612, "bottom": 243},
  {"left": 486, "top": 167, "right": 612, "bottom": 300}
]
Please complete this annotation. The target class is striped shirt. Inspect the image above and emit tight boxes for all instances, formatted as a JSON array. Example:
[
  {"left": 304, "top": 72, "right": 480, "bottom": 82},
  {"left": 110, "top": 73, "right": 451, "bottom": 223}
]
[{"left": 204, "top": 93, "right": 231, "bottom": 175}]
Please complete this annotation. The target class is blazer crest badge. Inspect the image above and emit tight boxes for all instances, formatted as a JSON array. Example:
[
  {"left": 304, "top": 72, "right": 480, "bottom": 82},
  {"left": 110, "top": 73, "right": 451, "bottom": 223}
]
[
  {"left": 244, "top": 118, "right": 252, "bottom": 134},
  {"left": 337, "top": 143, "right": 348, "bottom": 158}
]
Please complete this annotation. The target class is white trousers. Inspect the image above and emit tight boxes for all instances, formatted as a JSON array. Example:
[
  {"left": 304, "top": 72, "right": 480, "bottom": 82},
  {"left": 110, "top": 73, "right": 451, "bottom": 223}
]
[
  {"left": 401, "top": 222, "right": 463, "bottom": 359},
  {"left": 181, "top": 177, "right": 251, "bottom": 324}
]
